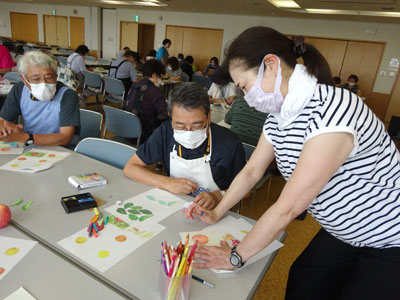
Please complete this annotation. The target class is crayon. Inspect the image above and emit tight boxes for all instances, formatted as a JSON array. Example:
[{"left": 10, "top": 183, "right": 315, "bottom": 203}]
[
  {"left": 104, "top": 216, "right": 109, "bottom": 225},
  {"left": 92, "top": 227, "right": 98, "bottom": 238},
  {"left": 93, "top": 222, "right": 98, "bottom": 232},
  {"left": 90, "top": 215, "right": 99, "bottom": 223},
  {"left": 87, "top": 222, "right": 93, "bottom": 232},
  {"left": 94, "top": 207, "right": 99, "bottom": 215}
]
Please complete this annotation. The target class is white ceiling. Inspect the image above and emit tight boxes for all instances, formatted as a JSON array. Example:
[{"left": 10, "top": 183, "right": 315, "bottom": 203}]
[{"left": 2, "top": 0, "right": 400, "bottom": 23}]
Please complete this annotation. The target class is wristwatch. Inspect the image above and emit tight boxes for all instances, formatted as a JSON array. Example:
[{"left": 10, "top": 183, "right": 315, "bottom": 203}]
[
  {"left": 25, "top": 134, "right": 34, "bottom": 146},
  {"left": 230, "top": 245, "right": 246, "bottom": 268}
]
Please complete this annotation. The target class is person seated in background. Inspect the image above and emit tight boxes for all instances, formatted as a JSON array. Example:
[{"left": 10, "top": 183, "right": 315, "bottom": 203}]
[
  {"left": 177, "top": 53, "right": 184, "bottom": 65},
  {"left": 67, "top": 45, "right": 90, "bottom": 89},
  {"left": 203, "top": 57, "right": 219, "bottom": 76},
  {"left": 124, "top": 82, "right": 246, "bottom": 209},
  {"left": 109, "top": 50, "right": 139, "bottom": 94},
  {"left": 0, "top": 51, "right": 80, "bottom": 147},
  {"left": 166, "top": 57, "right": 183, "bottom": 81},
  {"left": 207, "top": 68, "right": 236, "bottom": 105},
  {"left": 225, "top": 95, "right": 268, "bottom": 146},
  {"left": 156, "top": 39, "right": 171, "bottom": 65},
  {"left": 124, "top": 59, "right": 168, "bottom": 142},
  {"left": 0, "top": 44, "right": 15, "bottom": 75},
  {"left": 342, "top": 74, "right": 362, "bottom": 96},
  {"left": 181, "top": 56, "right": 194, "bottom": 81},
  {"left": 333, "top": 76, "right": 341, "bottom": 87},
  {"left": 146, "top": 49, "right": 157, "bottom": 61},
  {"left": 116, "top": 46, "right": 130, "bottom": 60}
]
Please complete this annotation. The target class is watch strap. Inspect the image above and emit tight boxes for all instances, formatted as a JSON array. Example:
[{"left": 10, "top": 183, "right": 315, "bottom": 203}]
[
  {"left": 230, "top": 244, "right": 245, "bottom": 268},
  {"left": 25, "top": 133, "right": 34, "bottom": 146}
]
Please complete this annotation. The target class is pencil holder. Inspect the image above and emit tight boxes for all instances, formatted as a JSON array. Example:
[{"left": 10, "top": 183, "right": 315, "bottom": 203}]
[{"left": 159, "top": 263, "right": 192, "bottom": 300}]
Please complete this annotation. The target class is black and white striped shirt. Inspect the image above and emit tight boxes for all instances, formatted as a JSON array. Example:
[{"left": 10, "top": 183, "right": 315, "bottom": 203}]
[{"left": 264, "top": 84, "right": 400, "bottom": 248}]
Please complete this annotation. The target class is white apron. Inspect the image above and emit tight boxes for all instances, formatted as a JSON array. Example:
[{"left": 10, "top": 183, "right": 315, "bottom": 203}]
[{"left": 169, "top": 129, "right": 220, "bottom": 192}]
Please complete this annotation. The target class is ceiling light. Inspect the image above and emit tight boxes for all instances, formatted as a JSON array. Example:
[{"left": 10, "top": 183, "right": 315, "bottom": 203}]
[
  {"left": 267, "top": 0, "right": 300, "bottom": 8},
  {"left": 305, "top": 8, "right": 400, "bottom": 17}
]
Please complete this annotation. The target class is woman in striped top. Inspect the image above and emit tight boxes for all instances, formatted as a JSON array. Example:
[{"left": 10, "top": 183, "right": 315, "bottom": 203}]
[{"left": 185, "top": 27, "right": 400, "bottom": 300}]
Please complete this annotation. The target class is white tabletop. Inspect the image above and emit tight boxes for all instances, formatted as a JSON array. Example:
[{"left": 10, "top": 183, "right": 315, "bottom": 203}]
[
  {"left": 0, "top": 146, "right": 284, "bottom": 300},
  {"left": 211, "top": 103, "right": 230, "bottom": 124},
  {"left": 0, "top": 225, "right": 125, "bottom": 300}
]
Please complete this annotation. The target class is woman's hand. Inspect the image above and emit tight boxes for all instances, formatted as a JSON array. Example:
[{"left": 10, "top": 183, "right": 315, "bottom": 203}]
[
  {"left": 183, "top": 203, "right": 220, "bottom": 224},
  {"left": 193, "top": 191, "right": 221, "bottom": 210},
  {"left": 193, "top": 240, "right": 234, "bottom": 270}
]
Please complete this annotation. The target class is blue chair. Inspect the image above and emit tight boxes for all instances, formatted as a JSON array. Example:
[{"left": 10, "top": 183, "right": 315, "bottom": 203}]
[
  {"left": 97, "top": 58, "right": 110, "bottom": 65},
  {"left": 192, "top": 74, "right": 207, "bottom": 88},
  {"left": 103, "top": 77, "right": 125, "bottom": 108},
  {"left": 102, "top": 105, "right": 142, "bottom": 148},
  {"left": 79, "top": 109, "right": 103, "bottom": 140},
  {"left": 57, "top": 56, "right": 68, "bottom": 66},
  {"left": 4, "top": 72, "right": 22, "bottom": 83},
  {"left": 240, "top": 143, "right": 272, "bottom": 214},
  {"left": 85, "top": 56, "right": 96, "bottom": 61},
  {"left": 58, "top": 48, "right": 69, "bottom": 53},
  {"left": 74, "top": 138, "right": 136, "bottom": 170},
  {"left": 82, "top": 71, "right": 103, "bottom": 109}
]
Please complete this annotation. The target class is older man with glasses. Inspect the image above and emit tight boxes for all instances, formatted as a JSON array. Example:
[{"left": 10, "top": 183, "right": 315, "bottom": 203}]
[{"left": 0, "top": 51, "right": 80, "bottom": 147}]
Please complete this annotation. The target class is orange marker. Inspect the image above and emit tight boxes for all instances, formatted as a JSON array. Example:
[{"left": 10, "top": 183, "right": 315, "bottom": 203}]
[
  {"left": 92, "top": 227, "right": 98, "bottom": 238},
  {"left": 90, "top": 215, "right": 99, "bottom": 223}
]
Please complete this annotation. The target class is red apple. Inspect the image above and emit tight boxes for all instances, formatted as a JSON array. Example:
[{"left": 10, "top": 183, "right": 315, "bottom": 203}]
[{"left": 0, "top": 204, "right": 11, "bottom": 228}]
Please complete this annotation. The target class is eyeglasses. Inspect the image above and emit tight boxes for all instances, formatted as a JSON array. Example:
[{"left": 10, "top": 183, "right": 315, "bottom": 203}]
[{"left": 27, "top": 75, "right": 57, "bottom": 84}]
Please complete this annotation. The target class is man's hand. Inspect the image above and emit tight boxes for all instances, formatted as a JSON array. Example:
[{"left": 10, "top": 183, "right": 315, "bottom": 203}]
[
  {"left": 166, "top": 177, "right": 198, "bottom": 195},
  {"left": 193, "top": 191, "right": 221, "bottom": 210},
  {"left": 0, "top": 121, "right": 26, "bottom": 142},
  {"left": 193, "top": 240, "right": 234, "bottom": 270}
]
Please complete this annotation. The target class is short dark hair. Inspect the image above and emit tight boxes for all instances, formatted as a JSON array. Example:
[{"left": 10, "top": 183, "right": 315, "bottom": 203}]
[
  {"left": 75, "top": 45, "right": 90, "bottom": 55},
  {"left": 348, "top": 74, "right": 359, "bottom": 82},
  {"left": 185, "top": 55, "right": 194, "bottom": 64},
  {"left": 167, "top": 57, "right": 180, "bottom": 71},
  {"left": 123, "top": 46, "right": 130, "bottom": 51},
  {"left": 123, "top": 50, "right": 140, "bottom": 61},
  {"left": 210, "top": 57, "right": 219, "bottom": 65},
  {"left": 168, "top": 82, "right": 210, "bottom": 116},
  {"left": 333, "top": 76, "right": 341, "bottom": 85},
  {"left": 147, "top": 49, "right": 156, "bottom": 57},
  {"left": 177, "top": 53, "right": 184, "bottom": 60},
  {"left": 142, "top": 59, "right": 166, "bottom": 78},
  {"left": 163, "top": 39, "right": 171, "bottom": 45}
]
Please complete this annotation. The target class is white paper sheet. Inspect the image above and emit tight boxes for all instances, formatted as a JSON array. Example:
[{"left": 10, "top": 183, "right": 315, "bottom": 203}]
[
  {"left": 57, "top": 220, "right": 165, "bottom": 273},
  {"left": 3, "top": 287, "right": 37, "bottom": 300},
  {"left": 0, "top": 142, "right": 24, "bottom": 155},
  {"left": 179, "top": 215, "right": 284, "bottom": 273},
  {"left": 105, "top": 188, "right": 187, "bottom": 226},
  {"left": 0, "top": 149, "right": 70, "bottom": 173},
  {"left": 0, "top": 236, "right": 38, "bottom": 281}
]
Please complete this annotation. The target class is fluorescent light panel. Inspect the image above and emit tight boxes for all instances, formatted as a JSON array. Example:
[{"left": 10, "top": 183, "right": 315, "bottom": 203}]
[
  {"left": 98, "top": 0, "right": 167, "bottom": 6},
  {"left": 305, "top": 8, "right": 400, "bottom": 17},
  {"left": 267, "top": 0, "right": 300, "bottom": 8}
]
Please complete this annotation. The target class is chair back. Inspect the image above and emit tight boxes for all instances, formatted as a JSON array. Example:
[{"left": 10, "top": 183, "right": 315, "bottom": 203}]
[
  {"left": 4, "top": 72, "right": 21, "bottom": 83},
  {"left": 181, "top": 72, "right": 189, "bottom": 82},
  {"left": 58, "top": 48, "right": 69, "bottom": 53},
  {"left": 242, "top": 143, "right": 255, "bottom": 161},
  {"left": 103, "top": 105, "right": 142, "bottom": 146},
  {"left": 57, "top": 56, "right": 68, "bottom": 66},
  {"left": 75, "top": 138, "right": 136, "bottom": 169},
  {"left": 192, "top": 74, "right": 207, "bottom": 88},
  {"left": 97, "top": 58, "right": 110, "bottom": 64},
  {"left": 83, "top": 71, "right": 103, "bottom": 89},
  {"left": 85, "top": 56, "right": 96, "bottom": 61},
  {"left": 79, "top": 109, "right": 103, "bottom": 140},
  {"left": 104, "top": 77, "right": 125, "bottom": 95}
]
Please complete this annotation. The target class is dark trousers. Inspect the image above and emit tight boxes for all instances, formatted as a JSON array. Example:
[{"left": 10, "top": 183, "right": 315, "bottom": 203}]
[{"left": 285, "top": 228, "right": 400, "bottom": 300}]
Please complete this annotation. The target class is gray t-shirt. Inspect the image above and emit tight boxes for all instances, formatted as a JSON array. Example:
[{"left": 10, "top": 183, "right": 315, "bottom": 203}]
[
  {"left": 0, "top": 81, "right": 80, "bottom": 129},
  {"left": 109, "top": 58, "right": 137, "bottom": 80}
]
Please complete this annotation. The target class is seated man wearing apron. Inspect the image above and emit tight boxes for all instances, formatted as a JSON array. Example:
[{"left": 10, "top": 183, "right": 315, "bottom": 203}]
[
  {"left": 108, "top": 50, "right": 139, "bottom": 95},
  {"left": 124, "top": 82, "right": 246, "bottom": 209},
  {"left": 0, "top": 51, "right": 80, "bottom": 147}
]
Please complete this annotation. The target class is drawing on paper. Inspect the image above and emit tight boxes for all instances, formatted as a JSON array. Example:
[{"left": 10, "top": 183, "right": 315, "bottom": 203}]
[
  {"left": 108, "top": 215, "right": 130, "bottom": 230},
  {"left": 127, "top": 226, "right": 155, "bottom": 239},
  {"left": 10, "top": 198, "right": 23, "bottom": 207},
  {"left": 116, "top": 202, "right": 153, "bottom": 222},
  {"left": 192, "top": 234, "right": 209, "bottom": 244},
  {"left": 75, "top": 237, "right": 87, "bottom": 244},
  {"left": 22, "top": 201, "right": 33, "bottom": 211},
  {"left": 0, "top": 267, "right": 4, "bottom": 275},
  {"left": 146, "top": 194, "right": 178, "bottom": 206},
  {"left": 5, "top": 247, "right": 19, "bottom": 256},
  {"left": 115, "top": 235, "right": 127, "bottom": 242},
  {"left": 97, "top": 250, "right": 110, "bottom": 258},
  {"left": 23, "top": 151, "right": 46, "bottom": 158}
]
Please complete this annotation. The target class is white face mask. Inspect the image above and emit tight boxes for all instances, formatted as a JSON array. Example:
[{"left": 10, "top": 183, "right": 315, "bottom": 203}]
[
  {"left": 167, "top": 66, "right": 172, "bottom": 71},
  {"left": 155, "top": 78, "right": 163, "bottom": 87},
  {"left": 173, "top": 126, "right": 208, "bottom": 150},
  {"left": 244, "top": 56, "right": 284, "bottom": 114},
  {"left": 348, "top": 82, "right": 355, "bottom": 86},
  {"left": 30, "top": 82, "right": 57, "bottom": 101}
]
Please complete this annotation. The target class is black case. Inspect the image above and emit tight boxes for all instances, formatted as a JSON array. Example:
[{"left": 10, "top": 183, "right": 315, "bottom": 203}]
[{"left": 61, "top": 192, "right": 97, "bottom": 213}]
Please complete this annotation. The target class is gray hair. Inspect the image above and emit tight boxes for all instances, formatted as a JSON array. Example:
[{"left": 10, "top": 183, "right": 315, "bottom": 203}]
[{"left": 18, "top": 51, "right": 58, "bottom": 76}]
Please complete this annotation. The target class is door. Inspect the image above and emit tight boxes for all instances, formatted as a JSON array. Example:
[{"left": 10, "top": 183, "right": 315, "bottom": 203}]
[
  {"left": 70, "top": 17, "right": 85, "bottom": 50},
  {"left": 137, "top": 24, "right": 155, "bottom": 58},
  {"left": 305, "top": 37, "right": 348, "bottom": 78},
  {"left": 43, "top": 15, "right": 58, "bottom": 46},
  {"left": 120, "top": 21, "right": 139, "bottom": 52},
  {"left": 10, "top": 12, "right": 39, "bottom": 43},
  {"left": 56, "top": 16, "right": 69, "bottom": 49},
  {"left": 340, "top": 41, "right": 385, "bottom": 99},
  {"left": 165, "top": 26, "right": 184, "bottom": 57}
]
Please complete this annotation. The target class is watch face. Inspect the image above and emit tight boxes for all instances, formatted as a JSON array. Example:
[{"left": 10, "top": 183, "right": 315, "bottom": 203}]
[
  {"left": 230, "top": 254, "right": 240, "bottom": 267},
  {"left": 27, "top": 140, "right": 33, "bottom": 145}
]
